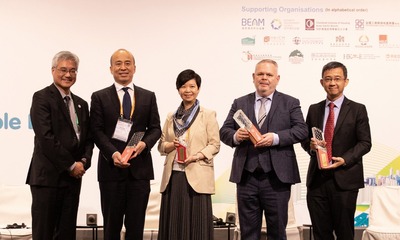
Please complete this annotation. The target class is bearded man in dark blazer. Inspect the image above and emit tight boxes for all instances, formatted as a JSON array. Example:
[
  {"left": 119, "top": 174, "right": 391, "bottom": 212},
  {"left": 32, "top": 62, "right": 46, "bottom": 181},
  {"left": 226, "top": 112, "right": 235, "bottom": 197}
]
[
  {"left": 90, "top": 49, "right": 161, "bottom": 240},
  {"left": 27, "top": 51, "right": 94, "bottom": 240},
  {"left": 301, "top": 61, "right": 371, "bottom": 240}
]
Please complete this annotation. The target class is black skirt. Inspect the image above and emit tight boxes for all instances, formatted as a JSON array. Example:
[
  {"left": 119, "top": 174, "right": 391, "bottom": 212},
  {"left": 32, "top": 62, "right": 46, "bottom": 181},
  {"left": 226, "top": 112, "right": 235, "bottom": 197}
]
[{"left": 158, "top": 171, "right": 214, "bottom": 240}]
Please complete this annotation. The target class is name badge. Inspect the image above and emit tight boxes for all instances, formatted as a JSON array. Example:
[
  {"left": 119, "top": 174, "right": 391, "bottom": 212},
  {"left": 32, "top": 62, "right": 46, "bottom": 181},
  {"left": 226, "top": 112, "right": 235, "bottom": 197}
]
[{"left": 112, "top": 118, "right": 133, "bottom": 142}]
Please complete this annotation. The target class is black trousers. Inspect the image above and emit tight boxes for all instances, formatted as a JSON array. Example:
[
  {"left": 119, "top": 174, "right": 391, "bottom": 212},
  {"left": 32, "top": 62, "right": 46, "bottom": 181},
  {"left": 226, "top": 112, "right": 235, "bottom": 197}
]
[
  {"left": 30, "top": 183, "right": 81, "bottom": 240},
  {"left": 307, "top": 178, "right": 358, "bottom": 240},
  {"left": 237, "top": 170, "right": 291, "bottom": 240},
  {"left": 100, "top": 178, "right": 150, "bottom": 240}
]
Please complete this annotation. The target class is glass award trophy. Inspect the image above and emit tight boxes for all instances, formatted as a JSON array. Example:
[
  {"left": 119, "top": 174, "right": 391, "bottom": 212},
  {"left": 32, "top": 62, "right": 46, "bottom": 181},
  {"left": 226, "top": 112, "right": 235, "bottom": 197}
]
[
  {"left": 233, "top": 109, "right": 262, "bottom": 145},
  {"left": 121, "top": 131, "right": 145, "bottom": 163},
  {"left": 176, "top": 137, "right": 187, "bottom": 163},
  {"left": 311, "top": 127, "right": 331, "bottom": 169}
]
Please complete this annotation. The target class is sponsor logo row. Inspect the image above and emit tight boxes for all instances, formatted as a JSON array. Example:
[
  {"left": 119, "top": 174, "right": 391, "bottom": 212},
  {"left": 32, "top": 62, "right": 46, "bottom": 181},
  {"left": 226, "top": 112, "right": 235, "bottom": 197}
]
[{"left": 241, "top": 18, "right": 400, "bottom": 31}]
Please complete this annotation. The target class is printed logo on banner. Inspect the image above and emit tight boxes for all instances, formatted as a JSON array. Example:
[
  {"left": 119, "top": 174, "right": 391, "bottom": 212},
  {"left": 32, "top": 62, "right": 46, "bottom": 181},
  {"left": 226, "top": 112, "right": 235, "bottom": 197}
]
[
  {"left": 270, "top": 19, "right": 282, "bottom": 30},
  {"left": 355, "top": 35, "right": 372, "bottom": 48},
  {"left": 293, "top": 37, "right": 301, "bottom": 45},
  {"left": 288, "top": 49, "right": 304, "bottom": 64},
  {"left": 241, "top": 51, "right": 282, "bottom": 62},
  {"left": 330, "top": 35, "right": 350, "bottom": 47},
  {"left": 379, "top": 35, "right": 388, "bottom": 44},
  {"left": 336, "top": 35, "right": 345, "bottom": 43},
  {"left": 242, "top": 18, "right": 265, "bottom": 30},
  {"left": 282, "top": 19, "right": 301, "bottom": 30},
  {"left": 343, "top": 53, "right": 380, "bottom": 60},
  {"left": 386, "top": 54, "right": 400, "bottom": 61},
  {"left": 379, "top": 35, "right": 400, "bottom": 48},
  {"left": 241, "top": 37, "right": 255, "bottom": 46},
  {"left": 359, "top": 35, "right": 369, "bottom": 45},
  {"left": 305, "top": 19, "right": 315, "bottom": 30},
  {"left": 292, "top": 36, "right": 323, "bottom": 45},
  {"left": 311, "top": 53, "right": 336, "bottom": 61},
  {"left": 366, "top": 21, "right": 400, "bottom": 27},
  {"left": 263, "top": 36, "right": 285, "bottom": 45},
  {"left": 355, "top": 19, "right": 364, "bottom": 30}
]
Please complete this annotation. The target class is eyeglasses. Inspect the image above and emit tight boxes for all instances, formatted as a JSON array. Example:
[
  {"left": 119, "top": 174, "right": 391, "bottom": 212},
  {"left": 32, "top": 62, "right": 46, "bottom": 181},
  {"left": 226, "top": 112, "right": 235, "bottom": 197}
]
[
  {"left": 323, "top": 77, "right": 345, "bottom": 83},
  {"left": 55, "top": 68, "right": 78, "bottom": 75}
]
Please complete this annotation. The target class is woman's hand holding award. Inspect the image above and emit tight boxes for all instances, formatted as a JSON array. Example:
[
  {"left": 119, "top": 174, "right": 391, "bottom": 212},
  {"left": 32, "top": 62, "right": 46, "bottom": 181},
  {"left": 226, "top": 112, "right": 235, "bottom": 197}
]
[
  {"left": 233, "top": 109, "right": 262, "bottom": 145},
  {"left": 176, "top": 137, "right": 187, "bottom": 163},
  {"left": 311, "top": 127, "right": 331, "bottom": 169}
]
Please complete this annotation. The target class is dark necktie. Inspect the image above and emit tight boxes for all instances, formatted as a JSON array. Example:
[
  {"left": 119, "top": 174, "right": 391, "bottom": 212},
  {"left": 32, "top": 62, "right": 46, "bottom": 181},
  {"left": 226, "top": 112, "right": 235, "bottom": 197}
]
[
  {"left": 64, "top": 96, "right": 80, "bottom": 137},
  {"left": 122, "top": 87, "right": 132, "bottom": 120},
  {"left": 324, "top": 102, "right": 335, "bottom": 161},
  {"left": 64, "top": 96, "right": 71, "bottom": 115}
]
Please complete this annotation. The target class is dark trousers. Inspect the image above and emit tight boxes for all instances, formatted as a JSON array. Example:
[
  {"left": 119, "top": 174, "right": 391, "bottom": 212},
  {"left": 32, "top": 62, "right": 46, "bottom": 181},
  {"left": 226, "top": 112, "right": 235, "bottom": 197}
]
[
  {"left": 100, "top": 178, "right": 150, "bottom": 240},
  {"left": 30, "top": 183, "right": 81, "bottom": 240},
  {"left": 237, "top": 170, "right": 291, "bottom": 240},
  {"left": 307, "top": 178, "right": 358, "bottom": 240}
]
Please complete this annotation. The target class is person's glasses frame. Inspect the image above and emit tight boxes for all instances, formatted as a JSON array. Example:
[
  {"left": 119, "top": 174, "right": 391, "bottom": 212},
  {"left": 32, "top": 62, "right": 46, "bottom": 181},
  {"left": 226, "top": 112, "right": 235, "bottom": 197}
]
[
  {"left": 54, "top": 67, "right": 78, "bottom": 75},
  {"left": 323, "top": 77, "right": 345, "bottom": 83}
]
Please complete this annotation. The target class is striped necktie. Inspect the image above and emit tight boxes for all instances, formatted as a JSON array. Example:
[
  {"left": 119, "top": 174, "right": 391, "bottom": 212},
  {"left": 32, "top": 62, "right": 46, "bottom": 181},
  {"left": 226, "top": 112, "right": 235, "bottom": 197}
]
[{"left": 258, "top": 98, "right": 268, "bottom": 127}]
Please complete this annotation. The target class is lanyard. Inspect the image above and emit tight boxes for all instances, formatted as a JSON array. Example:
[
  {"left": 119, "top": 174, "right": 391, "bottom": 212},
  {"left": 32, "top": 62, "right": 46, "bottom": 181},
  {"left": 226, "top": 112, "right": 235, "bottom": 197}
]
[{"left": 119, "top": 93, "right": 135, "bottom": 119}]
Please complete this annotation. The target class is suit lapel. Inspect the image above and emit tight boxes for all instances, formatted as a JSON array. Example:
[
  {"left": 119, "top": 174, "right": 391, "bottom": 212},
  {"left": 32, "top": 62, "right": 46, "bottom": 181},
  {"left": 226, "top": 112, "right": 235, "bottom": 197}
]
[
  {"left": 50, "top": 84, "right": 71, "bottom": 124},
  {"left": 266, "top": 91, "right": 279, "bottom": 127},
  {"left": 246, "top": 93, "right": 257, "bottom": 125},
  {"left": 187, "top": 107, "right": 203, "bottom": 144},
  {"left": 132, "top": 85, "right": 140, "bottom": 121},
  {"left": 71, "top": 93, "right": 83, "bottom": 128},
  {"left": 108, "top": 84, "right": 121, "bottom": 117},
  {"left": 334, "top": 97, "right": 350, "bottom": 134},
  {"left": 317, "top": 101, "right": 326, "bottom": 130}
]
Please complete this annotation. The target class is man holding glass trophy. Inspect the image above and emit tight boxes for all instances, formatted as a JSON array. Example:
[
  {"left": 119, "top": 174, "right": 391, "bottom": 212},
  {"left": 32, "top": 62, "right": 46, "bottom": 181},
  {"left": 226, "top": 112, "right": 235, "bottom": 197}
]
[{"left": 220, "top": 59, "right": 308, "bottom": 240}]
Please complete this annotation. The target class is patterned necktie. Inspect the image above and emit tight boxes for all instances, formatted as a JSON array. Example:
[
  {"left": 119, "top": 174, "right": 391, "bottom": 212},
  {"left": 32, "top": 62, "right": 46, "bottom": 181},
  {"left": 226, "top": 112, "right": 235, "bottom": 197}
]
[
  {"left": 258, "top": 98, "right": 268, "bottom": 127},
  {"left": 324, "top": 102, "right": 335, "bottom": 161},
  {"left": 122, "top": 87, "right": 132, "bottom": 120}
]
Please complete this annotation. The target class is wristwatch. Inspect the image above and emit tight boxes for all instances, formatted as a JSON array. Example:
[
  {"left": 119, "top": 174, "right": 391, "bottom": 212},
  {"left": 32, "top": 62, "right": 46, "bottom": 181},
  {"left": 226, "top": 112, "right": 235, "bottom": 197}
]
[{"left": 80, "top": 158, "right": 87, "bottom": 166}]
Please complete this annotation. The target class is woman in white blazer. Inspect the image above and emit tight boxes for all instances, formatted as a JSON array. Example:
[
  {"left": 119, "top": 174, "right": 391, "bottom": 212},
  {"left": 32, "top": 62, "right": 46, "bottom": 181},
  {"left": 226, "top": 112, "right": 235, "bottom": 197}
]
[{"left": 157, "top": 69, "right": 220, "bottom": 240}]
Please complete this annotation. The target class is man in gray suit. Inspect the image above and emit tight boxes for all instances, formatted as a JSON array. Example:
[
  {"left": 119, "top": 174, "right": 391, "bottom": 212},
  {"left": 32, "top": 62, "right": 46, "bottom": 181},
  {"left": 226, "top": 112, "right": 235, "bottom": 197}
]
[{"left": 220, "top": 59, "right": 308, "bottom": 240}]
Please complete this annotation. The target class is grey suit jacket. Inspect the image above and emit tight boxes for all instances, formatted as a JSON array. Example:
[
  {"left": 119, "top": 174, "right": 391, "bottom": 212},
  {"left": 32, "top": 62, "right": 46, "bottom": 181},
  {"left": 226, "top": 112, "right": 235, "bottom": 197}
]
[
  {"left": 301, "top": 97, "right": 372, "bottom": 190},
  {"left": 220, "top": 91, "right": 308, "bottom": 184},
  {"left": 158, "top": 106, "right": 220, "bottom": 194}
]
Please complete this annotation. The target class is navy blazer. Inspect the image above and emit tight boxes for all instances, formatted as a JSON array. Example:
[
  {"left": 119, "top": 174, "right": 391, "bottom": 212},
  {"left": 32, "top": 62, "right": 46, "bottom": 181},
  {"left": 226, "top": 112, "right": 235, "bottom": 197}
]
[
  {"left": 90, "top": 84, "right": 161, "bottom": 182},
  {"left": 27, "top": 84, "right": 93, "bottom": 187},
  {"left": 301, "top": 97, "right": 372, "bottom": 190},
  {"left": 220, "top": 91, "right": 308, "bottom": 184}
]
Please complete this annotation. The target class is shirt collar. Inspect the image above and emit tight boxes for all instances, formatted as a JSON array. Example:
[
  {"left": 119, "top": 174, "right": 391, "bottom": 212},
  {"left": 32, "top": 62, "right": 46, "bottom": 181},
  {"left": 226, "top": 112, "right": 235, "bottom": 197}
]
[
  {"left": 53, "top": 83, "right": 71, "bottom": 99},
  {"left": 326, "top": 95, "right": 344, "bottom": 108},
  {"left": 255, "top": 91, "right": 274, "bottom": 102},
  {"left": 114, "top": 82, "right": 134, "bottom": 92}
]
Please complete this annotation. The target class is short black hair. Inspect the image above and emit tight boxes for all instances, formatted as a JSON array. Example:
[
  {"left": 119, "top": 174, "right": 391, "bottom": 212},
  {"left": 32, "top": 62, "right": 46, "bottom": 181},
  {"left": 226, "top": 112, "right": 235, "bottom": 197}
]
[
  {"left": 176, "top": 69, "right": 202, "bottom": 89},
  {"left": 322, "top": 61, "right": 348, "bottom": 79}
]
